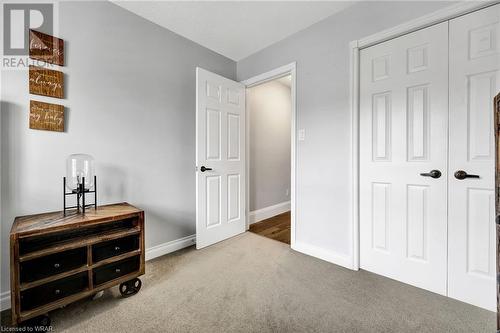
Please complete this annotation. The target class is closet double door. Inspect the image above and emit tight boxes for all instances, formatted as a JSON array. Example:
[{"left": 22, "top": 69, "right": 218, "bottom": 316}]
[{"left": 359, "top": 5, "right": 499, "bottom": 311}]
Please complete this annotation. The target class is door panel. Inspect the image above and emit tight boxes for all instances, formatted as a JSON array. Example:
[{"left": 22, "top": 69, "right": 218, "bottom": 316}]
[
  {"left": 227, "top": 174, "right": 241, "bottom": 222},
  {"left": 206, "top": 108, "right": 221, "bottom": 160},
  {"left": 360, "top": 22, "right": 449, "bottom": 295},
  {"left": 448, "top": 4, "right": 500, "bottom": 311},
  {"left": 206, "top": 175, "right": 221, "bottom": 228},
  {"left": 196, "top": 68, "right": 246, "bottom": 248},
  {"left": 372, "top": 182, "right": 390, "bottom": 252},
  {"left": 406, "top": 184, "right": 428, "bottom": 261},
  {"left": 407, "top": 85, "right": 429, "bottom": 161}
]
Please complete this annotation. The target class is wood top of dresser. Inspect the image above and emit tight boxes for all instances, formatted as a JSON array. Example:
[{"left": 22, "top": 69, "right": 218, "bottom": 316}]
[{"left": 11, "top": 203, "right": 143, "bottom": 237}]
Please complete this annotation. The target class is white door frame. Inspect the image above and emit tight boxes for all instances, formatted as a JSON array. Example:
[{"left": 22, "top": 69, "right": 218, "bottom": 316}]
[
  {"left": 240, "top": 62, "right": 297, "bottom": 247},
  {"left": 349, "top": 1, "right": 497, "bottom": 271}
]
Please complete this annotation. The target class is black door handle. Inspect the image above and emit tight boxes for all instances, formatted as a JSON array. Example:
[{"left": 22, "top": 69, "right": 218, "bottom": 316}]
[
  {"left": 420, "top": 170, "right": 442, "bottom": 179},
  {"left": 454, "top": 170, "right": 480, "bottom": 180},
  {"left": 200, "top": 166, "right": 212, "bottom": 172}
]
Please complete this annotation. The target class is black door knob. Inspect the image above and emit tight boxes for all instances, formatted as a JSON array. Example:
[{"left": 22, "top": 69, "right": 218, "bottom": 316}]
[
  {"left": 200, "top": 166, "right": 212, "bottom": 172},
  {"left": 420, "top": 170, "right": 442, "bottom": 179},
  {"left": 454, "top": 170, "right": 480, "bottom": 180}
]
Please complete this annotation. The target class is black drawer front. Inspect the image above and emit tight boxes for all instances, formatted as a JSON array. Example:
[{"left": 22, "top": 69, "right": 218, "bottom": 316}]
[
  {"left": 20, "top": 247, "right": 87, "bottom": 283},
  {"left": 20, "top": 272, "right": 88, "bottom": 311},
  {"left": 93, "top": 256, "right": 140, "bottom": 286},
  {"left": 19, "top": 218, "right": 137, "bottom": 255},
  {"left": 92, "top": 235, "right": 139, "bottom": 263}
]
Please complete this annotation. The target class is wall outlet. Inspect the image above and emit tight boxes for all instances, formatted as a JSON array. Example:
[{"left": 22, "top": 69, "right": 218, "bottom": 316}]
[
  {"left": 298, "top": 129, "right": 306, "bottom": 141},
  {"left": 285, "top": 189, "right": 290, "bottom": 196}
]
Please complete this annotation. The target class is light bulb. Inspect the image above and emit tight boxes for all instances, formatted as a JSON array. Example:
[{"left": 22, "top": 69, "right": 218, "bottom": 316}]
[{"left": 66, "top": 154, "right": 95, "bottom": 191}]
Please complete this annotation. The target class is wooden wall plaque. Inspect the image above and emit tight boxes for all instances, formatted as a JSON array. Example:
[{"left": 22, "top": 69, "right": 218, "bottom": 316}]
[
  {"left": 29, "top": 30, "right": 64, "bottom": 66},
  {"left": 29, "top": 100, "right": 64, "bottom": 132},
  {"left": 495, "top": 91, "right": 500, "bottom": 332},
  {"left": 29, "top": 66, "right": 63, "bottom": 98}
]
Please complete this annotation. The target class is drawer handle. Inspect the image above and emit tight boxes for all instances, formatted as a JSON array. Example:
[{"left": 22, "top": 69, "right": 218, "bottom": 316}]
[
  {"left": 54, "top": 289, "right": 61, "bottom": 295},
  {"left": 115, "top": 268, "right": 121, "bottom": 273},
  {"left": 114, "top": 246, "right": 121, "bottom": 251},
  {"left": 54, "top": 263, "right": 60, "bottom": 269}
]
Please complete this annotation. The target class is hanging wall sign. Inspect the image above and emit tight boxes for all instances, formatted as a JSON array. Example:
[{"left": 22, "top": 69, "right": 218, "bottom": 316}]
[
  {"left": 29, "top": 100, "right": 64, "bottom": 132},
  {"left": 29, "top": 30, "right": 64, "bottom": 66},
  {"left": 29, "top": 66, "right": 64, "bottom": 98}
]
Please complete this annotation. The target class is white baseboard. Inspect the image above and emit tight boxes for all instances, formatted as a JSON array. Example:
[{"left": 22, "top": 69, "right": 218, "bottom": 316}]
[
  {"left": 145, "top": 234, "right": 196, "bottom": 261},
  {"left": 0, "top": 291, "right": 10, "bottom": 312},
  {"left": 249, "top": 201, "right": 290, "bottom": 225},
  {"left": 0, "top": 234, "right": 197, "bottom": 311},
  {"left": 292, "top": 241, "right": 353, "bottom": 270}
]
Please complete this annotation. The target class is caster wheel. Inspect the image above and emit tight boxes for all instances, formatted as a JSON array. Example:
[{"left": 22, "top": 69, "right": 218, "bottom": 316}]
[
  {"left": 119, "top": 278, "right": 142, "bottom": 297},
  {"left": 39, "top": 314, "right": 51, "bottom": 327}
]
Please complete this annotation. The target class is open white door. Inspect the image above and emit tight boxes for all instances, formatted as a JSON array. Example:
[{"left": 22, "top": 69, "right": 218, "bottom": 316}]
[{"left": 196, "top": 67, "right": 246, "bottom": 249}]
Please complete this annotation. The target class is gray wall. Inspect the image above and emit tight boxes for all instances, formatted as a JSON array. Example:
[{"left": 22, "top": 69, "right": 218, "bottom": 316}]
[
  {"left": 237, "top": 1, "right": 454, "bottom": 262},
  {"left": 248, "top": 79, "right": 291, "bottom": 211},
  {"left": 0, "top": 1, "right": 235, "bottom": 297}
]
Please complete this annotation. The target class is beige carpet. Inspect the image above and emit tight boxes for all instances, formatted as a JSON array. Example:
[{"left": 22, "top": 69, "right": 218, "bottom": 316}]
[{"left": 1, "top": 232, "right": 496, "bottom": 332}]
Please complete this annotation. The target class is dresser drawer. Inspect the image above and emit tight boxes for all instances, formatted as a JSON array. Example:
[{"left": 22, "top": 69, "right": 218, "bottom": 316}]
[
  {"left": 20, "top": 272, "right": 88, "bottom": 312},
  {"left": 93, "top": 256, "right": 140, "bottom": 286},
  {"left": 20, "top": 247, "right": 87, "bottom": 283},
  {"left": 92, "top": 235, "right": 139, "bottom": 263},
  {"left": 18, "top": 218, "right": 138, "bottom": 255}
]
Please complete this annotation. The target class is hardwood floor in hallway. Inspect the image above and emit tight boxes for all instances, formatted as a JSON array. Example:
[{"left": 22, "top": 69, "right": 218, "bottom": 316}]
[{"left": 248, "top": 211, "right": 291, "bottom": 244}]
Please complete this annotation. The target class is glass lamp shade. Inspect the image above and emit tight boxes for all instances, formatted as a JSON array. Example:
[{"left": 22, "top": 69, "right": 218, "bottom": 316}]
[{"left": 66, "top": 154, "right": 95, "bottom": 191}]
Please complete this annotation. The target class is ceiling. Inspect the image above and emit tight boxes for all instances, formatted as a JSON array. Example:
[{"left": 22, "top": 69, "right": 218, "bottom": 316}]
[{"left": 113, "top": 1, "right": 357, "bottom": 61}]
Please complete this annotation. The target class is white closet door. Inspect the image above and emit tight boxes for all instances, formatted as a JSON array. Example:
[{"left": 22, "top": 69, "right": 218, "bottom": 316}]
[
  {"left": 360, "top": 22, "right": 449, "bottom": 295},
  {"left": 448, "top": 4, "right": 500, "bottom": 311}
]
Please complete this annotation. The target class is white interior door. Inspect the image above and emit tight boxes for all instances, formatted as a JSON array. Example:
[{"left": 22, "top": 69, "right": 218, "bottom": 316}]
[
  {"left": 448, "top": 4, "right": 500, "bottom": 311},
  {"left": 360, "top": 22, "right": 449, "bottom": 295},
  {"left": 196, "top": 67, "right": 246, "bottom": 249}
]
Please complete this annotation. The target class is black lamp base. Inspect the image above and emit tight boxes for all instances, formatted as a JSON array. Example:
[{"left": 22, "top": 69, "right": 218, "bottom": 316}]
[{"left": 63, "top": 175, "right": 97, "bottom": 215}]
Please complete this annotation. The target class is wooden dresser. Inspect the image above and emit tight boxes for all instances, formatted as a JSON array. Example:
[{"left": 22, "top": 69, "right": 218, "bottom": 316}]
[{"left": 10, "top": 203, "right": 145, "bottom": 326}]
